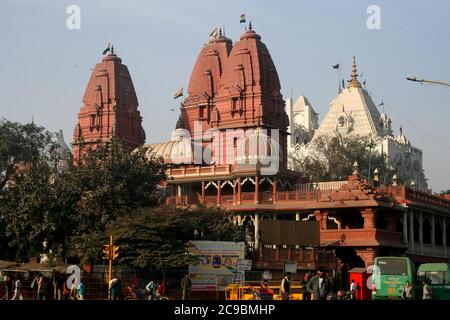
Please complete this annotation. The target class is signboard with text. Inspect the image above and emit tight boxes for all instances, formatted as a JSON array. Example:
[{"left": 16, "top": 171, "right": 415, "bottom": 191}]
[{"left": 188, "top": 241, "right": 245, "bottom": 291}]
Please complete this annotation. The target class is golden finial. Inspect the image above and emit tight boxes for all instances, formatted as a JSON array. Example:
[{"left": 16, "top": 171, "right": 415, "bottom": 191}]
[{"left": 348, "top": 56, "right": 362, "bottom": 88}]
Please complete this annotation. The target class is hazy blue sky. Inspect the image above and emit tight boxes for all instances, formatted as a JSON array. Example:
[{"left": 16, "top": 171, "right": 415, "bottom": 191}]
[{"left": 1, "top": 0, "right": 449, "bottom": 191}]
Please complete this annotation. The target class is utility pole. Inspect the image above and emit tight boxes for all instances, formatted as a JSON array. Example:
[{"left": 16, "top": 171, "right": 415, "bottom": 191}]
[{"left": 102, "top": 235, "right": 119, "bottom": 300}]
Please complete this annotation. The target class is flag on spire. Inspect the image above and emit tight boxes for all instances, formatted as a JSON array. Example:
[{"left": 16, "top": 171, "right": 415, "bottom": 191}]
[
  {"left": 102, "top": 43, "right": 111, "bottom": 55},
  {"left": 173, "top": 87, "right": 183, "bottom": 99},
  {"left": 342, "top": 79, "right": 345, "bottom": 89},
  {"left": 240, "top": 13, "right": 246, "bottom": 23},
  {"left": 332, "top": 63, "right": 339, "bottom": 69}
]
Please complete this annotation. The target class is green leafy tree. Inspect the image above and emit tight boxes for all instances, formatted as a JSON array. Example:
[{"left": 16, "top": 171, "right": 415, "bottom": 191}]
[
  {"left": 289, "top": 135, "right": 396, "bottom": 182},
  {"left": 0, "top": 119, "right": 55, "bottom": 190},
  {"left": 68, "top": 139, "right": 166, "bottom": 234},
  {"left": 70, "top": 206, "right": 245, "bottom": 271},
  {"left": 0, "top": 137, "right": 166, "bottom": 262}
]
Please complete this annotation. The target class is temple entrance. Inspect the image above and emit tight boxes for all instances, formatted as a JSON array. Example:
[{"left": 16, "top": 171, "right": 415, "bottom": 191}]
[{"left": 334, "top": 248, "right": 365, "bottom": 289}]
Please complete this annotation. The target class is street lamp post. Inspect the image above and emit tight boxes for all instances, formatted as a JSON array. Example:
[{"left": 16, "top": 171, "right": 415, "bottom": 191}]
[{"left": 406, "top": 76, "right": 450, "bottom": 88}]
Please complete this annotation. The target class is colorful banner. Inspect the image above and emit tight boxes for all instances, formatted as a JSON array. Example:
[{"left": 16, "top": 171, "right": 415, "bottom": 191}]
[{"left": 188, "top": 241, "right": 245, "bottom": 291}]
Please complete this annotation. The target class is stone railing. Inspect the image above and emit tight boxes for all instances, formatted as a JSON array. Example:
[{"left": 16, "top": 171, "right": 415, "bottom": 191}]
[
  {"left": 252, "top": 247, "right": 337, "bottom": 270},
  {"left": 320, "top": 228, "right": 403, "bottom": 247}
]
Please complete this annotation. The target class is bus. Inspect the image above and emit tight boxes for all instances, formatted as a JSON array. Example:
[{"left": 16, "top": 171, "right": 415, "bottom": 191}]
[
  {"left": 371, "top": 256, "right": 416, "bottom": 300},
  {"left": 417, "top": 263, "right": 450, "bottom": 300}
]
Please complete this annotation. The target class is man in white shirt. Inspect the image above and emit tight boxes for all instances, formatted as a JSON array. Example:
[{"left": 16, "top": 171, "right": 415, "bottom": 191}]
[
  {"left": 11, "top": 278, "right": 23, "bottom": 300},
  {"left": 280, "top": 272, "right": 291, "bottom": 300},
  {"left": 350, "top": 279, "right": 357, "bottom": 300}
]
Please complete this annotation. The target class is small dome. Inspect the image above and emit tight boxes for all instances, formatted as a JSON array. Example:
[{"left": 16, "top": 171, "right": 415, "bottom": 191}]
[
  {"left": 240, "top": 29, "right": 261, "bottom": 40},
  {"left": 145, "top": 135, "right": 193, "bottom": 165}
]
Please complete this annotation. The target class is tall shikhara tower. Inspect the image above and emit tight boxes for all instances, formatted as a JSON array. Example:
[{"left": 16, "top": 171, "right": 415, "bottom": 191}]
[{"left": 72, "top": 49, "right": 145, "bottom": 161}]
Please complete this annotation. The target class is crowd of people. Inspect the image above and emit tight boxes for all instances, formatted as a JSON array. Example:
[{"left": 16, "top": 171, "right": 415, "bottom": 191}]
[
  {"left": 2, "top": 269, "right": 435, "bottom": 300},
  {"left": 260, "top": 268, "right": 435, "bottom": 301},
  {"left": 1, "top": 273, "right": 86, "bottom": 300}
]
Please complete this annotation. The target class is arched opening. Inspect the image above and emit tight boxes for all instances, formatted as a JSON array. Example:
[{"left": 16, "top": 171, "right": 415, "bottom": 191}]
[
  {"left": 220, "top": 182, "right": 234, "bottom": 204},
  {"left": 241, "top": 179, "right": 255, "bottom": 193},
  {"left": 300, "top": 211, "right": 314, "bottom": 221},
  {"left": 335, "top": 248, "right": 366, "bottom": 288},
  {"left": 259, "top": 179, "right": 272, "bottom": 193},
  {"left": 205, "top": 183, "right": 217, "bottom": 196},
  {"left": 220, "top": 182, "right": 234, "bottom": 196},
  {"left": 327, "top": 212, "right": 339, "bottom": 230},
  {"left": 242, "top": 216, "right": 255, "bottom": 247},
  {"left": 413, "top": 216, "right": 420, "bottom": 243},
  {"left": 375, "top": 214, "right": 386, "bottom": 230},
  {"left": 423, "top": 218, "right": 431, "bottom": 244},
  {"left": 341, "top": 209, "right": 364, "bottom": 229},
  {"left": 435, "top": 220, "right": 443, "bottom": 246}
]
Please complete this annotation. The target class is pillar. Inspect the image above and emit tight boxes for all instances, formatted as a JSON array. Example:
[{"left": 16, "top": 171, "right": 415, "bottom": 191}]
[
  {"left": 403, "top": 211, "right": 408, "bottom": 245},
  {"left": 237, "top": 177, "right": 242, "bottom": 205},
  {"left": 361, "top": 208, "right": 375, "bottom": 229},
  {"left": 254, "top": 214, "right": 260, "bottom": 249},
  {"left": 419, "top": 211, "right": 424, "bottom": 255},
  {"left": 217, "top": 180, "right": 221, "bottom": 205},
  {"left": 409, "top": 211, "right": 415, "bottom": 253},
  {"left": 177, "top": 184, "right": 182, "bottom": 205},
  {"left": 237, "top": 215, "right": 242, "bottom": 226},
  {"left": 201, "top": 181, "right": 206, "bottom": 204},
  {"left": 295, "top": 213, "right": 301, "bottom": 249},
  {"left": 255, "top": 176, "right": 260, "bottom": 204}
]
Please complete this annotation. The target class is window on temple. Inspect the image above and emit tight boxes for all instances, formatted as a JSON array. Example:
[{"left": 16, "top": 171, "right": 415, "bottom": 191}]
[
  {"left": 199, "top": 105, "right": 206, "bottom": 120},
  {"left": 232, "top": 97, "right": 238, "bottom": 110},
  {"left": 90, "top": 114, "right": 96, "bottom": 131}
]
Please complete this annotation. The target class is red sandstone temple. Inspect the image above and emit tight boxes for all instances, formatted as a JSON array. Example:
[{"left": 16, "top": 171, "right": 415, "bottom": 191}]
[
  {"left": 72, "top": 47, "right": 145, "bottom": 162},
  {"left": 73, "top": 27, "right": 450, "bottom": 274}
]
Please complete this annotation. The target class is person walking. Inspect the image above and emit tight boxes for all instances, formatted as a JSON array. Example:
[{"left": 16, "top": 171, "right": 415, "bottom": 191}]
[
  {"left": 36, "top": 275, "right": 47, "bottom": 300},
  {"left": 402, "top": 281, "right": 414, "bottom": 300},
  {"left": 109, "top": 278, "right": 121, "bottom": 300},
  {"left": 301, "top": 273, "right": 311, "bottom": 300},
  {"left": 145, "top": 279, "right": 158, "bottom": 300},
  {"left": 77, "top": 281, "right": 86, "bottom": 300},
  {"left": 307, "top": 268, "right": 330, "bottom": 300},
  {"left": 181, "top": 274, "right": 192, "bottom": 301},
  {"left": 280, "top": 272, "right": 291, "bottom": 300},
  {"left": 422, "top": 279, "right": 432, "bottom": 300},
  {"left": 11, "top": 278, "right": 23, "bottom": 300},
  {"left": 350, "top": 279, "right": 357, "bottom": 300}
]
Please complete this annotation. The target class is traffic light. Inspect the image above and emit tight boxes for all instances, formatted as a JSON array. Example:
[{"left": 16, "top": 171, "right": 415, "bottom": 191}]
[
  {"left": 102, "top": 244, "right": 110, "bottom": 260},
  {"left": 111, "top": 246, "right": 120, "bottom": 261}
]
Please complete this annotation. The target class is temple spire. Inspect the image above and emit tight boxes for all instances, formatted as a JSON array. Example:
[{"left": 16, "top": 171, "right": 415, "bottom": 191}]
[{"left": 348, "top": 56, "right": 362, "bottom": 88}]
